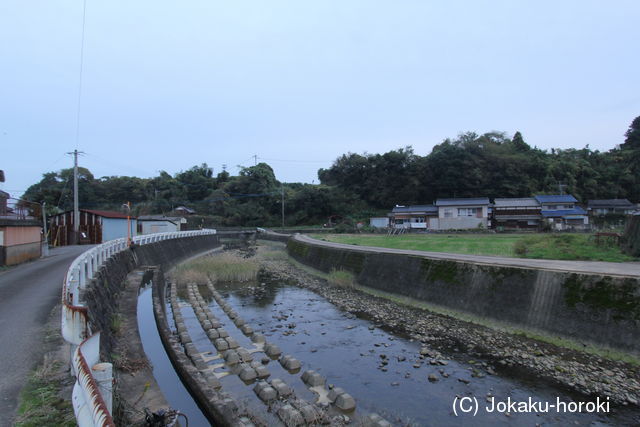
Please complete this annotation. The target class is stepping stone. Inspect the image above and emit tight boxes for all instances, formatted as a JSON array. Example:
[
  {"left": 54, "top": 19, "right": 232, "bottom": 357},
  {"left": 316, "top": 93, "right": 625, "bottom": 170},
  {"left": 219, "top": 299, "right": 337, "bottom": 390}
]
[
  {"left": 253, "top": 382, "right": 277, "bottom": 402},
  {"left": 203, "top": 371, "right": 222, "bottom": 390},
  {"left": 270, "top": 378, "right": 293, "bottom": 397},
  {"left": 277, "top": 404, "right": 304, "bottom": 426},
  {"left": 327, "top": 387, "right": 346, "bottom": 402},
  {"left": 240, "top": 325, "right": 254, "bottom": 335},
  {"left": 234, "top": 317, "right": 245, "bottom": 326},
  {"left": 334, "top": 393, "right": 356, "bottom": 411},
  {"left": 239, "top": 365, "right": 257, "bottom": 382},
  {"left": 225, "top": 337, "right": 239, "bottom": 349},
  {"left": 179, "top": 332, "right": 191, "bottom": 344},
  {"left": 237, "top": 348, "right": 253, "bottom": 362},
  {"left": 265, "top": 343, "right": 282, "bottom": 358},
  {"left": 217, "top": 329, "right": 229, "bottom": 338},
  {"left": 255, "top": 365, "right": 270, "bottom": 379},
  {"left": 251, "top": 333, "right": 266, "bottom": 343},
  {"left": 299, "top": 404, "right": 319, "bottom": 423},
  {"left": 214, "top": 338, "right": 229, "bottom": 351},
  {"left": 280, "top": 355, "right": 301, "bottom": 371},
  {"left": 207, "top": 329, "right": 220, "bottom": 340},
  {"left": 224, "top": 350, "right": 240, "bottom": 365},
  {"left": 301, "top": 370, "right": 325, "bottom": 387}
]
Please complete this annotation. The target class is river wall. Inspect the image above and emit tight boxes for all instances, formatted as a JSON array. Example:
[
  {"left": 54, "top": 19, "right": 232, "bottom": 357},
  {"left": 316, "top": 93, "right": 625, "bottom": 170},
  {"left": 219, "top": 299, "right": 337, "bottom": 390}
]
[
  {"left": 623, "top": 216, "right": 640, "bottom": 257},
  {"left": 287, "top": 236, "right": 640, "bottom": 354},
  {"left": 82, "top": 235, "right": 221, "bottom": 362}
]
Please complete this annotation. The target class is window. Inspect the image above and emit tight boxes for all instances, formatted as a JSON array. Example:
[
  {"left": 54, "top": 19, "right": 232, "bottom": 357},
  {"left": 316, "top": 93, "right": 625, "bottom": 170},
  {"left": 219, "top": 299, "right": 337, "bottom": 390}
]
[
  {"left": 444, "top": 208, "right": 453, "bottom": 218},
  {"left": 458, "top": 208, "right": 478, "bottom": 216},
  {"left": 414, "top": 217, "right": 425, "bottom": 223}
]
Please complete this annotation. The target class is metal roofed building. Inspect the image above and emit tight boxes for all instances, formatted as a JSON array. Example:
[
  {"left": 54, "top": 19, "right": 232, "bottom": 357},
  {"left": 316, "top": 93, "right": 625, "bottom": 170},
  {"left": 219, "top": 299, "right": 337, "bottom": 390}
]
[
  {"left": 389, "top": 204, "right": 439, "bottom": 230},
  {"left": 434, "top": 198, "right": 490, "bottom": 230},
  {"left": 492, "top": 198, "right": 541, "bottom": 230},
  {"left": 587, "top": 199, "right": 636, "bottom": 216},
  {"left": 49, "top": 209, "right": 137, "bottom": 246},
  {"left": 137, "top": 215, "right": 185, "bottom": 235},
  {"left": 534, "top": 195, "right": 588, "bottom": 230}
]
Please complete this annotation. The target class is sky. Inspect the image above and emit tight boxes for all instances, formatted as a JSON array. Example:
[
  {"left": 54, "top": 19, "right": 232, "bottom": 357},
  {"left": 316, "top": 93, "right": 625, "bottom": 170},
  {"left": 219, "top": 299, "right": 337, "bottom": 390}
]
[{"left": 1, "top": 1, "right": 639, "bottom": 199}]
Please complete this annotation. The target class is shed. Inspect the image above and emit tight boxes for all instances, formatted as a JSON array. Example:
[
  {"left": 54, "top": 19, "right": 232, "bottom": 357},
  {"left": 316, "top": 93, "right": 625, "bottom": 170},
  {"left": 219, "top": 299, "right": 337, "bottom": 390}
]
[
  {"left": 49, "top": 209, "right": 137, "bottom": 246},
  {"left": 137, "top": 215, "right": 185, "bottom": 235}
]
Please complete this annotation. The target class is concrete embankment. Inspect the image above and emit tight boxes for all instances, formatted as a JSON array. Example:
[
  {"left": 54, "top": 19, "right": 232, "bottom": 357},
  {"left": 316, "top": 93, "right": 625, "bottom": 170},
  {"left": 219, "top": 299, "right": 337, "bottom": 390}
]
[
  {"left": 287, "top": 235, "right": 640, "bottom": 355},
  {"left": 81, "top": 235, "right": 221, "bottom": 390}
]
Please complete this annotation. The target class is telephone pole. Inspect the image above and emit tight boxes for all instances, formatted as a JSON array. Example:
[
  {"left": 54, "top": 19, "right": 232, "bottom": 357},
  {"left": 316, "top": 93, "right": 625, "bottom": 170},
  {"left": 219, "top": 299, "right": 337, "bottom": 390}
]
[
  {"left": 67, "top": 149, "right": 84, "bottom": 244},
  {"left": 281, "top": 186, "right": 285, "bottom": 228}
]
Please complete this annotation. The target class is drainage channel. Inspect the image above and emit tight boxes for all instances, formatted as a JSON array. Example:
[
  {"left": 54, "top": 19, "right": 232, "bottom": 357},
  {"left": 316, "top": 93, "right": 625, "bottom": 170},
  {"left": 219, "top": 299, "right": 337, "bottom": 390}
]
[{"left": 137, "top": 284, "right": 209, "bottom": 426}]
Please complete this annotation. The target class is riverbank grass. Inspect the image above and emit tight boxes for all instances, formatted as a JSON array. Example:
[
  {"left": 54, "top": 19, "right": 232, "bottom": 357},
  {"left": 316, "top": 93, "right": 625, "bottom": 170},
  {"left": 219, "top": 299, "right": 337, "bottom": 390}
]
[
  {"left": 313, "top": 233, "right": 636, "bottom": 262},
  {"left": 174, "top": 253, "right": 259, "bottom": 285}
]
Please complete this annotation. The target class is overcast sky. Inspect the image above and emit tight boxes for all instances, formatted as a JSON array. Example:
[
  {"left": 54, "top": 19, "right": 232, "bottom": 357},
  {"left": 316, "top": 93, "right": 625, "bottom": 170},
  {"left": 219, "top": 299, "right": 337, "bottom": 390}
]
[{"left": 2, "top": 1, "right": 639, "bottom": 199}]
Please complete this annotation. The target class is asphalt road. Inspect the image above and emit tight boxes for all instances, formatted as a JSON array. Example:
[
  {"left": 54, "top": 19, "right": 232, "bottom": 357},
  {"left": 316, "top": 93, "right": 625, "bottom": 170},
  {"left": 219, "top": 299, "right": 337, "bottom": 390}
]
[
  {"left": 0, "top": 245, "right": 89, "bottom": 426},
  {"left": 297, "top": 235, "right": 640, "bottom": 277}
]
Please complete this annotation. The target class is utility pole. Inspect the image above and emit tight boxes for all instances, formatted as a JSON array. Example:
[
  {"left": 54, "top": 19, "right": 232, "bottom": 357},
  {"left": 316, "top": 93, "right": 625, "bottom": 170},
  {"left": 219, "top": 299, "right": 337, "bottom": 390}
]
[
  {"left": 253, "top": 155, "right": 258, "bottom": 166},
  {"left": 41, "top": 201, "right": 49, "bottom": 257},
  {"left": 67, "top": 149, "right": 84, "bottom": 244},
  {"left": 281, "top": 186, "right": 285, "bottom": 228}
]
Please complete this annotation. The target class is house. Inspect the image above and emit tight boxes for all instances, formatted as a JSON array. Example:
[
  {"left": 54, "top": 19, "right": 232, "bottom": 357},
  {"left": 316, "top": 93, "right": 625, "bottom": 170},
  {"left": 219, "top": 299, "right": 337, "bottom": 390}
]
[
  {"left": 434, "top": 198, "right": 490, "bottom": 230},
  {"left": 587, "top": 199, "right": 636, "bottom": 216},
  {"left": 389, "top": 205, "right": 439, "bottom": 229},
  {"left": 49, "top": 209, "right": 137, "bottom": 246},
  {"left": 492, "top": 198, "right": 541, "bottom": 230},
  {"left": 0, "top": 192, "right": 42, "bottom": 265},
  {"left": 173, "top": 206, "right": 196, "bottom": 215},
  {"left": 535, "top": 195, "right": 589, "bottom": 230},
  {"left": 137, "top": 215, "right": 185, "bottom": 235},
  {"left": 369, "top": 217, "right": 390, "bottom": 229}
]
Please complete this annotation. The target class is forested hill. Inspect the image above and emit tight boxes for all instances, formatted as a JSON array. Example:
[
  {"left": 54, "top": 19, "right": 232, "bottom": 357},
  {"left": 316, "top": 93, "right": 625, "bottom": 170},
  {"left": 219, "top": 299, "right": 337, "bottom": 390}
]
[{"left": 22, "top": 117, "right": 640, "bottom": 227}]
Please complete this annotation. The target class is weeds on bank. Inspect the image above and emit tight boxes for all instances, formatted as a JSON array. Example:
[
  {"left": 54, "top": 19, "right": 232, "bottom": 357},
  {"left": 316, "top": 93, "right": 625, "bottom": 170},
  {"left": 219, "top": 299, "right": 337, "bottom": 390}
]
[
  {"left": 174, "top": 253, "right": 259, "bottom": 285},
  {"left": 513, "top": 234, "right": 636, "bottom": 262},
  {"left": 14, "top": 357, "right": 75, "bottom": 427},
  {"left": 327, "top": 268, "right": 356, "bottom": 289}
]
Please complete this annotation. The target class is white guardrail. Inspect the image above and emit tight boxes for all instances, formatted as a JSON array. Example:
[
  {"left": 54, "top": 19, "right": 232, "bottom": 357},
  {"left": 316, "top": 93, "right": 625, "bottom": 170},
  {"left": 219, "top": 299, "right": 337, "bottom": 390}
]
[{"left": 61, "top": 229, "right": 217, "bottom": 427}]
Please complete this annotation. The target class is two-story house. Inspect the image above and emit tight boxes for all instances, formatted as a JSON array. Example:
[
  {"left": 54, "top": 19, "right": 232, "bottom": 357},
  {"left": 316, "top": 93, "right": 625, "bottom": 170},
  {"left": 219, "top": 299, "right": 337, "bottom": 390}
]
[
  {"left": 535, "top": 195, "right": 588, "bottom": 230},
  {"left": 434, "top": 198, "right": 490, "bottom": 230}
]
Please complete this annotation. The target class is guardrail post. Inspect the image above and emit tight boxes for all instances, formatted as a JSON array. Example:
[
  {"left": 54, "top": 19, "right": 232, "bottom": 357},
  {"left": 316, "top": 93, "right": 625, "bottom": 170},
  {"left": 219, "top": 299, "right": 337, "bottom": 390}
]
[{"left": 92, "top": 362, "right": 113, "bottom": 414}]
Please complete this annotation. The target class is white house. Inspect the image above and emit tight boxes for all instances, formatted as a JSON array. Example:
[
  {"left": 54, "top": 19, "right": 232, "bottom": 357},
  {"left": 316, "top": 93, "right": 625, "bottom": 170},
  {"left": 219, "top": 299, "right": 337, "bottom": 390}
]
[{"left": 434, "top": 198, "right": 490, "bottom": 230}]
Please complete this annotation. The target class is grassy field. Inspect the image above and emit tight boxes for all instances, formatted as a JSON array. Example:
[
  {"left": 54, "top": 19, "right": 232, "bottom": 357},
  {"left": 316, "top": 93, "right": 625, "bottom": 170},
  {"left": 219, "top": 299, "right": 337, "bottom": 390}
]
[{"left": 312, "top": 233, "right": 637, "bottom": 262}]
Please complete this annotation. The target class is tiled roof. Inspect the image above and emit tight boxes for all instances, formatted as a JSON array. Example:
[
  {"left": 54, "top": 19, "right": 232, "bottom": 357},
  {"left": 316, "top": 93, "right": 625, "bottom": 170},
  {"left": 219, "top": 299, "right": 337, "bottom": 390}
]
[
  {"left": 587, "top": 199, "right": 634, "bottom": 208},
  {"left": 493, "top": 198, "right": 540, "bottom": 208},
  {"left": 541, "top": 207, "right": 587, "bottom": 217},
  {"left": 435, "top": 198, "right": 490, "bottom": 206},
  {"left": 534, "top": 194, "right": 578, "bottom": 204},
  {"left": 391, "top": 205, "right": 438, "bottom": 214}
]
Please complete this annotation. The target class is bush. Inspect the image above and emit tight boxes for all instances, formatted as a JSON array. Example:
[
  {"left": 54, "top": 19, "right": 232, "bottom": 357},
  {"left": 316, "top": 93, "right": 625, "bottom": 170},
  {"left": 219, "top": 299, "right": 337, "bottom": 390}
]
[{"left": 327, "top": 268, "right": 356, "bottom": 288}]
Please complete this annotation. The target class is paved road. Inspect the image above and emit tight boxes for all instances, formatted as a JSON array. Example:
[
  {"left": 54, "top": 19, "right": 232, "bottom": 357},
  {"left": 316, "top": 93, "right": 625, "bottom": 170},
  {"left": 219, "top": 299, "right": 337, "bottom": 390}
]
[
  {"left": 0, "top": 245, "right": 89, "bottom": 426},
  {"left": 297, "top": 235, "right": 640, "bottom": 278}
]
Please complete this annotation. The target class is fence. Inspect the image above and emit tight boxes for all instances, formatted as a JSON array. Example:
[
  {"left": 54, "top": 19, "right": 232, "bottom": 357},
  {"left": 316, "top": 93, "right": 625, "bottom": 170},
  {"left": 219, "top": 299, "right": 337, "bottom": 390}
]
[{"left": 61, "top": 229, "right": 217, "bottom": 427}]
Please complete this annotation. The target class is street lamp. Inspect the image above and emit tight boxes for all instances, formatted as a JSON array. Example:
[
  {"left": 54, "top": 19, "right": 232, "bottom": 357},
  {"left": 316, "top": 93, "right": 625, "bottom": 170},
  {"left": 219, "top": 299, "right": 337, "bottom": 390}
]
[{"left": 122, "top": 202, "right": 132, "bottom": 246}]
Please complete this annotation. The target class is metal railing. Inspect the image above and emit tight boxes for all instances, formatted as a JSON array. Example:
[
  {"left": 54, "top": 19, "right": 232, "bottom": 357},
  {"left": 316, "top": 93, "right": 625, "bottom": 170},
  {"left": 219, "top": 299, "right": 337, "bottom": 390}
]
[{"left": 61, "top": 229, "right": 217, "bottom": 427}]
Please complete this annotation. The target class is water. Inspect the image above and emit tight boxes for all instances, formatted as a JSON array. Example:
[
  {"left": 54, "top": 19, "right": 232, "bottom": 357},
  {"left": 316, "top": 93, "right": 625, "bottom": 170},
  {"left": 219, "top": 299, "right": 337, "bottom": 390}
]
[
  {"left": 213, "top": 280, "right": 634, "bottom": 426},
  {"left": 137, "top": 285, "right": 210, "bottom": 426}
]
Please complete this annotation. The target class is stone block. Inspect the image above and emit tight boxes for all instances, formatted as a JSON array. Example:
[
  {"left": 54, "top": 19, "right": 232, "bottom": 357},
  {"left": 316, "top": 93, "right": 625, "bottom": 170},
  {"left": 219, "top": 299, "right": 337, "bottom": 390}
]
[
  {"left": 240, "top": 325, "right": 254, "bottom": 335},
  {"left": 233, "top": 317, "right": 246, "bottom": 326},
  {"left": 299, "top": 404, "right": 319, "bottom": 423},
  {"left": 280, "top": 355, "right": 302, "bottom": 371},
  {"left": 179, "top": 332, "right": 191, "bottom": 344},
  {"left": 224, "top": 350, "right": 240, "bottom": 365},
  {"left": 301, "top": 370, "right": 325, "bottom": 387},
  {"left": 251, "top": 333, "right": 266, "bottom": 343},
  {"left": 216, "top": 328, "right": 229, "bottom": 338},
  {"left": 209, "top": 320, "right": 222, "bottom": 329},
  {"left": 265, "top": 343, "right": 282, "bottom": 358},
  {"left": 255, "top": 365, "right": 270, "bottom": 379},
  {"left": 203, "top": 372, "right": 222, "bottom": 390},
  {"left": 270, "top": 378, "right": 293, "bottom": 397},
  {"left": 334, "top": 393, "right": 356, "bottom": 411},
  {"left": 239, "top": 366, "right": 257, "bottom": 382},
  {"left": 207, "top": 329, "right": 220, "bottom": 340},
  {"left": 225, "top": 337, "right": 239, "bottom": 349},
  {"left": 327, "top": 387, "right": 345, "bottom": 402},
  {"left": 202, "top": 320, "right": 212, "bottom": 330},
  {"left": 228, "top": 310, "right": 238, "bottom": 320},
  {"left": 214, "top": 338, "right": 229, "bottom": 351},
  {"left": 277, "top": 404, "right": 304, "bottom": 426},
  {"left": 236, "top": 348, "right": 253, "bottom": 362},
  {"left": 363, "top": 413, "right": 392, "bottom": 427}
]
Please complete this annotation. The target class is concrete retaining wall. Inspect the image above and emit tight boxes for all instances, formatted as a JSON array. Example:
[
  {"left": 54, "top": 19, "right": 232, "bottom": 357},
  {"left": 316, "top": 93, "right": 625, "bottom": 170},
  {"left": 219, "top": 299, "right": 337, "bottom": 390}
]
[
  {"left": 287, "top": 236, "right": 640, "bottom": 354},
  {"left": 83, "top": 235, "right": 221, "bottom": 371}
]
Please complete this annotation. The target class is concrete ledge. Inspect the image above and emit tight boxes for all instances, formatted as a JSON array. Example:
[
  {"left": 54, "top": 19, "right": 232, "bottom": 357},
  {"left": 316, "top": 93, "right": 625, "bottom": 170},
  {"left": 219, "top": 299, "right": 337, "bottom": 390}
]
[{"left": 287, "top": 235, "right": 640, "bottom": 354}]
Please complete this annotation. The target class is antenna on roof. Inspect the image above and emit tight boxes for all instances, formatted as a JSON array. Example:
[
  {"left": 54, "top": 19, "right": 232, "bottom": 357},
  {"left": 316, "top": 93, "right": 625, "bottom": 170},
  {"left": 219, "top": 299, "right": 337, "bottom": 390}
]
[{"left": 557, "top": 181, "right": 567, "bottom": 195}]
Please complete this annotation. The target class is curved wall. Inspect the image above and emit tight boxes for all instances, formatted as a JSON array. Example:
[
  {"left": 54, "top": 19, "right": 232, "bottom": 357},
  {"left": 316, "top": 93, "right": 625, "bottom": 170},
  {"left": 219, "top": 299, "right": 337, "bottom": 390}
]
[{"left": 287, "top": 236, "right": 640, "bottom": 354}]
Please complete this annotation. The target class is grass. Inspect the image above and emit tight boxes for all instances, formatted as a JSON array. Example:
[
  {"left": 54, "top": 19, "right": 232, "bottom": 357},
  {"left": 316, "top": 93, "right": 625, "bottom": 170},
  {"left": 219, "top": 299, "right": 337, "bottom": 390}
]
[
  {"left": 14, "top": 357, "right": 75, "bottom": 427},
  {"left": 313, "top": 233, "right": 637, "bottom": 262},
  {"left": 174, "top": 253, "right": 260, "bottom": 285},
  {"left": 327, "top": 268, "right": 356, "bottom": 288}
]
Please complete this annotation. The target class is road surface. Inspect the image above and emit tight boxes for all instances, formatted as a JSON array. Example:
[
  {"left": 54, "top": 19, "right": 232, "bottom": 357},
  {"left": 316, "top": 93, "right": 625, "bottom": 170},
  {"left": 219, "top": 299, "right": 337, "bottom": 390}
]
[
  {"left": 296, "top": 235, "right": 640, "bottom": 278},
  {"left": 0, "top": 245, "right": 89, "bottom": 426}
]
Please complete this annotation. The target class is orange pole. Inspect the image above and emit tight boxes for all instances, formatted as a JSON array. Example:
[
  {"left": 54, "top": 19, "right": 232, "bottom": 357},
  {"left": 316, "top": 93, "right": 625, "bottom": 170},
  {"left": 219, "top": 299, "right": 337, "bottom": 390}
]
[{"left": 127, "top": 201, "right": 131, "bottom": 246}]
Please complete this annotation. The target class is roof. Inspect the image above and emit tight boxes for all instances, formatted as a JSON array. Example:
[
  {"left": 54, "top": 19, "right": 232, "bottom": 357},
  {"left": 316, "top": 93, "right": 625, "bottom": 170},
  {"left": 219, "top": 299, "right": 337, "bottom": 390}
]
[
  {"left": 493, "top": 198, "right": 540, "bottom": 208},
  {"left": 391, "top": 205, "right": 438, "bottom": 214},
  {"left": 137, "top": 215, "right": 181, "bottom": 224},
  {"left": 541, "top": 207, "right": 587, "bottom": 217},
  {"left": 435, "top": 198, "right": 490, "bottom": 207},
  {"left": 534, "top": 194, "right": 577, "bottom": 204},
  {"left": 82, "top": 209, "right": 135, "bottom": 219},
  {"left": 587, "top": 199, "right": 634, "bottom": 208}
]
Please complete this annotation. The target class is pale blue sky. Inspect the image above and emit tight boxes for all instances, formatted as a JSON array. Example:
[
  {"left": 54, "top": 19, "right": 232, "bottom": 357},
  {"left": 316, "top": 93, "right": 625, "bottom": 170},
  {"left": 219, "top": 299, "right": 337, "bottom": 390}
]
[{"left": 2, "top": 1, "right": 639, "bottom": 198}]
